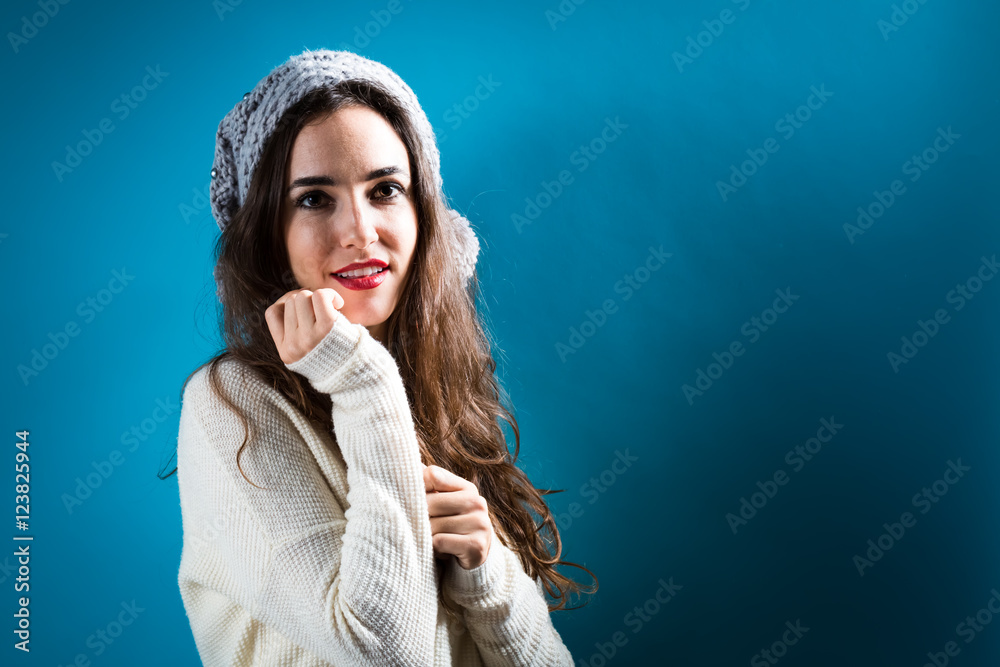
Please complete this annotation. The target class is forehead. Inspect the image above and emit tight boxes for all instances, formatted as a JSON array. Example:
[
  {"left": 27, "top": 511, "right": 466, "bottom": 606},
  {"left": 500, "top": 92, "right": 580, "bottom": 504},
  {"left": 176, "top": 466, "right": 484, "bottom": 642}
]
[{"left": 286, "top": 105, "right": 410, "bottom": 178}]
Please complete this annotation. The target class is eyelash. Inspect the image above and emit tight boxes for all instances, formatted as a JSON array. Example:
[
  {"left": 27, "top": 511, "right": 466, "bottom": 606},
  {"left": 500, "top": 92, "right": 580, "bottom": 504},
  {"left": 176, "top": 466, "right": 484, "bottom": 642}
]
[{"left": 294, "top": 182, "right": 405, "bottom": 209}]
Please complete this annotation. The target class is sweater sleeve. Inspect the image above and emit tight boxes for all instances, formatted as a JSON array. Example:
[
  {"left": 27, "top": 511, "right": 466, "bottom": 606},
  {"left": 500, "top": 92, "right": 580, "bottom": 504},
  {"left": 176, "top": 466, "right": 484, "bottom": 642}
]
[
  {"left": 187, "top": 313, "right": 440, "bottom": 666},
  {"left": 441, "top": 521, "right": 575, "bottom": 665}
]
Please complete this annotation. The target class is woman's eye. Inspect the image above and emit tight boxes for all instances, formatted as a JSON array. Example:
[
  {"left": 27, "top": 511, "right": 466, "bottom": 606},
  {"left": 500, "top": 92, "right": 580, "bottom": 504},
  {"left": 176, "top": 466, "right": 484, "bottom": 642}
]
[
  {"left": 295, "top": 191, "right": 329, "bottom": 209},
  {"left": 295, "top": 183, "right": 403, "bottom": 209},
  {"left": 374, "top": 182, "right": 404, "bottom": 200}
]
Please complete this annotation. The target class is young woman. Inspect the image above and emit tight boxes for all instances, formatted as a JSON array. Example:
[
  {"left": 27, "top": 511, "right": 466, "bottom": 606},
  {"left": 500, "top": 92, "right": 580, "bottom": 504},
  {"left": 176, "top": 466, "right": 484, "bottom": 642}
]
[{"left": 167, "top": 48, "right": 595, "bottom": 666}]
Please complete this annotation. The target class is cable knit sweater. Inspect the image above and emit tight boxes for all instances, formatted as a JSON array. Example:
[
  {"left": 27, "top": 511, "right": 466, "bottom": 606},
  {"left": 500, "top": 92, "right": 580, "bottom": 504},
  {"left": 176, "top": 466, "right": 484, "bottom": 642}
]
[{"left": 175, "top": 312, "right": 575, "bottom": 666}]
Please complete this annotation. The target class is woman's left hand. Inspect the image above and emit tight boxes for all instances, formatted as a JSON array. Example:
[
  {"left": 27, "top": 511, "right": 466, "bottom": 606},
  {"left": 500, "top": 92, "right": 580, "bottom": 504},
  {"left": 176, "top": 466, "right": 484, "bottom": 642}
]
[{"left": 424, "top": 465, "right": 493, "bottom": 570}]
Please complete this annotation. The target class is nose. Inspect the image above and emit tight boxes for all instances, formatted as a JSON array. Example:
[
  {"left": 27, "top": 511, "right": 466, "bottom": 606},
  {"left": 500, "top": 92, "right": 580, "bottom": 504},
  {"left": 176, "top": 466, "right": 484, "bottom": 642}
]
[{"left": 336, "top": 191, "right": 379, "bottom": 249}]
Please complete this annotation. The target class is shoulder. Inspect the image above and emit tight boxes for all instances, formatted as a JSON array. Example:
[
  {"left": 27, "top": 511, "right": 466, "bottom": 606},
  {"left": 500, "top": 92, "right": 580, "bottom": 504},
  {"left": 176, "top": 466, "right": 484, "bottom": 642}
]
[
  {"left": 179, "top": 356, "right": 303, "bottom": 467},
  {"left": 182, "top": 355, "right": 287, "bottom": 420},
  {"left": 184, "top": 355, "right": 263, "bottom": 404},
  {"left": 177, "top": 356, "right": 344, "bottom": 518}
]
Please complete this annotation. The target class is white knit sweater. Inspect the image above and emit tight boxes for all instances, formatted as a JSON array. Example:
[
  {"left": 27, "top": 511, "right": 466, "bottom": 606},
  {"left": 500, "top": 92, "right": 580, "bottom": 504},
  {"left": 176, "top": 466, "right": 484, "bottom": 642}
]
[{"left": 176, "top": 312, "right": 575, "bottom": 666}]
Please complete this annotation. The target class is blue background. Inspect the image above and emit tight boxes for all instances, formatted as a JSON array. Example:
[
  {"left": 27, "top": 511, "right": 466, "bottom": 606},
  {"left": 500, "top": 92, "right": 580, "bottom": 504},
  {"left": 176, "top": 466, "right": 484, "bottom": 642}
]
[{"left": 3, "top": 0, "right": 999, "bottom": 665}]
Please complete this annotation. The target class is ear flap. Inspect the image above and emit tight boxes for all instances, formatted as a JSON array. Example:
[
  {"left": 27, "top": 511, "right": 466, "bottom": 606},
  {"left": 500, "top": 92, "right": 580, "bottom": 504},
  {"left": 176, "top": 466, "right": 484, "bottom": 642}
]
[
  {"left": 447, "top": 208, "right": 481, "bottom": 284},
  {"left": 213, "top": 263, "right": 227, "bottom": 304}
]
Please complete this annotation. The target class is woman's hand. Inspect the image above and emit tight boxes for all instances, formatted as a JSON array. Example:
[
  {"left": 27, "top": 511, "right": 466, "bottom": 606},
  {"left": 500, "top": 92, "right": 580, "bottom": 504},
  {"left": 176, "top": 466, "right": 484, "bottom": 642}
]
[
  {"left": 264, "top": 288, "right": 346, "bottom": 364},
  {"left": 424, "top": 465, "right": 493, "bottom": 570}
]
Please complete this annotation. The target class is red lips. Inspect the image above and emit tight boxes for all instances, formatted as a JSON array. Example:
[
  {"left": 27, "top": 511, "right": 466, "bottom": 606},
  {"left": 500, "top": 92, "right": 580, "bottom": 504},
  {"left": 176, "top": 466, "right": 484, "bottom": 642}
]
[{"left": 332, "top": 258, "right": 388, "bottom": 274}]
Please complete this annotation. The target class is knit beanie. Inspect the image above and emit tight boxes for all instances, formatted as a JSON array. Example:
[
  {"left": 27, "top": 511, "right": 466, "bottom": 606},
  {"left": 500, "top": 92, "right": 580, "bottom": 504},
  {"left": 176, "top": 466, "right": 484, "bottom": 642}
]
[{"left": 208, "top": 48, "right": 480, "bottom": 295}]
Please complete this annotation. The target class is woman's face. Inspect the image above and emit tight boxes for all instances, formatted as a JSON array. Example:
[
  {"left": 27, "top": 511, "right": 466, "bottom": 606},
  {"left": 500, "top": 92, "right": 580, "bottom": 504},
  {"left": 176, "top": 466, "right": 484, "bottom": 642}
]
[{"left": 282, "top": 104, "right": 418, "bottom": 345}]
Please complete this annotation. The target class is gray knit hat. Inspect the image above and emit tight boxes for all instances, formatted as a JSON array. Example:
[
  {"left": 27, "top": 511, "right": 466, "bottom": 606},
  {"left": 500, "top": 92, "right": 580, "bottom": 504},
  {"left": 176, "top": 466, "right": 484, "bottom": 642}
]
[{"left": 209, "top": 48, "right": 479, "bottom": 290}]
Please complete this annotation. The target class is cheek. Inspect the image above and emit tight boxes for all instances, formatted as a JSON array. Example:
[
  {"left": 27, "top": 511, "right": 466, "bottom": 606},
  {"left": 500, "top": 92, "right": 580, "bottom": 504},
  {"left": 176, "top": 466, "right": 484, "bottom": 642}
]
[
  {"left": 286, "top": 222, "right": 325, "bottom": 271},
  {"left": 387, "top": 211, "right": 419, "bottom": 257}
]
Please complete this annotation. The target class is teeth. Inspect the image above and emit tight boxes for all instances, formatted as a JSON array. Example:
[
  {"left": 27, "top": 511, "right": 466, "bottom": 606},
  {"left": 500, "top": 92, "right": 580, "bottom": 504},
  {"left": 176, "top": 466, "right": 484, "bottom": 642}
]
[{"left": 335, "top": 266, "right": 385, "bottom": 278}]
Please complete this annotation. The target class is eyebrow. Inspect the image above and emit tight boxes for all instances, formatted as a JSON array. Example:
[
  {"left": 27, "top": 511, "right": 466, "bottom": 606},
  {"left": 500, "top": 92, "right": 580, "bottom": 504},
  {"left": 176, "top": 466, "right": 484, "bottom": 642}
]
[{"left": 285, "top": 166, "right": 407, "bottom": 195}]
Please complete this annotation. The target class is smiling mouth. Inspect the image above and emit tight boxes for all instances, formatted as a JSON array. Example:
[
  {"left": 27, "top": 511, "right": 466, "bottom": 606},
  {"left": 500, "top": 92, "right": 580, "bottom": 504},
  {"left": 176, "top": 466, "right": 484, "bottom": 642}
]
[
  {"left": 333, "top": 267, "right": 388, "bottom": 279},
  {"left": 330, "top": 267, "right": 389, "bottom": 291}
]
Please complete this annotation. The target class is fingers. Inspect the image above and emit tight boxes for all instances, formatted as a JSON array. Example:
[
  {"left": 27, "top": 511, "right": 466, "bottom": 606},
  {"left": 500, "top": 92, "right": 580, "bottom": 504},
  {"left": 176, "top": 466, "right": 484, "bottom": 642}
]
[
  {"left": 431, "top": 531, "right": 491, "bottom": 570},
  {"left": 429, "top": 512, "right": 491, "bottom": 535},
  {"left": 264, "top": 301, "right": 285, "bottom": 349},
  {"left": 283, "top": 291, "right": 299, "bottom": 338},
  {"left": 267, "top": 289, "right": 308, "bottom": 362},
  {"left": 271, "top": 289, "right": 342, "bottom": 327},
  {"left": 423, "top": 465, "right": 472, "bottom": 493},
  {"left": 266, "top": 287, "right": 346, "bottom": 364},
  {"left": 426, "top": 488, "right": 487, "bottom": 517},
  {"left": 423, "top": 465, "right": 492, "bottom": 569},
  {"left": 293, "top": 290, "right": 316, "bottom": 332},
  {"left": 312, "top": 288, "right": 343, "bottom": 330},
  {"left": 316, "top": 287, "right": 345, "bottom": 311}
]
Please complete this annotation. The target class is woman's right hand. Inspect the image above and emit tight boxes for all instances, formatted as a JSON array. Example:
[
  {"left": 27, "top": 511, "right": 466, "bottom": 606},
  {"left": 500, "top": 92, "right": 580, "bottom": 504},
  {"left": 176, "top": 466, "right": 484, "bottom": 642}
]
[{"left": 264, "top": 288, "right": 346, "bottom": 365}]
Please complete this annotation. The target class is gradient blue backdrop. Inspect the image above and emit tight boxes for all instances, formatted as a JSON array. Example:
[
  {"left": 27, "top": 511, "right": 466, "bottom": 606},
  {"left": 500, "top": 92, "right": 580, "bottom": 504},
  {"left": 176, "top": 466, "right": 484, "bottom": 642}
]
[{"left": 3, "top": 0, "right": 999, "bottom": 665}]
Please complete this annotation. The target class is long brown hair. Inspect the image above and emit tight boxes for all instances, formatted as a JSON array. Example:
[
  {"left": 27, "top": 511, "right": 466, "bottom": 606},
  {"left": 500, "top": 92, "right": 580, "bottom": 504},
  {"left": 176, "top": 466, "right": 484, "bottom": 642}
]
[{"left": 159, "top": 78, "right": 597, "bottom": 616}]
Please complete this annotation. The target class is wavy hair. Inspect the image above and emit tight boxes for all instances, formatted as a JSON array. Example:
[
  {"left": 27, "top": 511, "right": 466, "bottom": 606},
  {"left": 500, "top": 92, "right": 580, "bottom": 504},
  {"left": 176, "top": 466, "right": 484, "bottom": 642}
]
[{"left": 159, "top": 78, "right": 597, "bottom": 618}]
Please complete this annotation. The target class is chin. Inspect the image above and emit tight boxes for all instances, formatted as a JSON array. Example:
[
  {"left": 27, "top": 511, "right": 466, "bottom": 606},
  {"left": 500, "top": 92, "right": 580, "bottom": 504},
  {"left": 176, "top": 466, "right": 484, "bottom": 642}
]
[{"left": 342, "top": 303, "right": 389, "bottom": 327}]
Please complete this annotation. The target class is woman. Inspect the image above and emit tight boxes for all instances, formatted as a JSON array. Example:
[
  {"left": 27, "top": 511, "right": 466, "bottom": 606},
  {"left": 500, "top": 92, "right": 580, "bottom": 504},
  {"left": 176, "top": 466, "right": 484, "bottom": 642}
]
[{"left": 168, "top": 48, "right": 596, "bottom": 666}]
